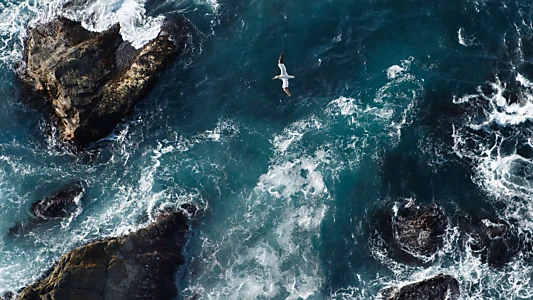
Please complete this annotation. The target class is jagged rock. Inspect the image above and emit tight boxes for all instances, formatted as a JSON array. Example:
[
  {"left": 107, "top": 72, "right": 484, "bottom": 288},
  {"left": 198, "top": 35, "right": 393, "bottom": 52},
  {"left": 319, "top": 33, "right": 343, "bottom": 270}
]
[
  {"left": 16, "top": 210, "right": 191, "bottom": 300},
  {"left": 31, "top": 182, "right": 83, "bottom": 220},
  {"left": 382, "top": 274, "right": 460, "bottom": 300},
  {"left": 372, "top": 201, "right": 448, "bottom": 264},
  {"left": 17, "top": 16, "right": 190, "bottom": 148},
  {"left": 392, "top": 202, "right": 448, "bottom": 259}
]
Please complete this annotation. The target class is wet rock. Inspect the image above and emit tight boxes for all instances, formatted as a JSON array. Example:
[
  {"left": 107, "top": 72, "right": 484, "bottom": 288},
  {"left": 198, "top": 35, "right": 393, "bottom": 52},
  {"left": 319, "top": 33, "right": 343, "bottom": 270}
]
[
  {"left": 9, "top": 182, "right": 84, "bottom": 235},
  {"left": 31, "top": 182, "right": 83, "bottom": 220},
  {"left": 372, "top": 200, "right": 448, "bottom": 264},
  {"left": 392, "top": 202, "right": 448, "bottom": 258},
  {"left": 17, "top": 16, "right": 190, "bottom": 148},
  {"left": 382, "top": 274, "right": 460, "bottom": 300},
  {"left": 16, "top": 210, "right": 191, "bottom": 300},
  {"left": 466, "top": 218, "right": 520, "bottom": 268}
]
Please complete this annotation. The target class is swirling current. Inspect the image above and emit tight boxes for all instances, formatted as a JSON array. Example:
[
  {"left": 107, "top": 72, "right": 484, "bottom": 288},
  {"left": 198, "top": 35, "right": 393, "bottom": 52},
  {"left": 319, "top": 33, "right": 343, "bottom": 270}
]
[{"left": 1, "top": 0, "right": 533, "bottom": 299}]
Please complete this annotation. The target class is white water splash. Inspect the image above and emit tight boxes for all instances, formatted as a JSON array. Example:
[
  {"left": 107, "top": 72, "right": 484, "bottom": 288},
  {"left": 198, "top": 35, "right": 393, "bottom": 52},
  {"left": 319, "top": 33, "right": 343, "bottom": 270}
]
[
  {"left": 194, "top": 0, "right": 220, "bottom": 12},
  {"left": 0, "top": 0, "right": 168, "bottom": 65},
  {"left": 452, "top": 73, "right": 533, "bottom": 231},
  {"left": 273, "top": 116, "right": 322, "bottom": 153},
  {"left": 469, "top": 76, "right": 533, "bottom": 128},
  {"left": 386, "top": 57, "right": 413, "bottom": 80},
  {"left": 184, "top": 144, "right": 331, "bottom": 299}
]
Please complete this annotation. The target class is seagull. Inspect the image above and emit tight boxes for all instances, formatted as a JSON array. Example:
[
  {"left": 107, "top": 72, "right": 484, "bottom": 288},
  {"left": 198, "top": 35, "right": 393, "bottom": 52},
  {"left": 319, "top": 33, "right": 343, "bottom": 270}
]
[{"left": 273, "top": 52, "right": 295, "bottom": 96}]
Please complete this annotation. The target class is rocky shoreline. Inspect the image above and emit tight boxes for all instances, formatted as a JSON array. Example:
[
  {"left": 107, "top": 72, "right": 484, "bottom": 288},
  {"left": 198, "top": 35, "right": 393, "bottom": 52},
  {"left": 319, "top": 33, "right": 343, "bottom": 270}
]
[
  {"left": 11, "top": 15, "right": 196, "bottom": 300},
  {"left": 16, "top": 209, "right": 194, "bottom": 300}
]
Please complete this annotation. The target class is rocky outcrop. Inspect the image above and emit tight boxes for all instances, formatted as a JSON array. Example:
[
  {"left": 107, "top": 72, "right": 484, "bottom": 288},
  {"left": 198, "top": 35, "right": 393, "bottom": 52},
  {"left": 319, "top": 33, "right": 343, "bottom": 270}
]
[
  {"left": 31, "top": 182, "right": 83, "bottom": 220},
  {"left": 382, "top": 274, "right": 460, "bottom": 300},
  {"left": 17, "top": 16, "right": 190, "bottom": 148},
  {"left": 392, "top": 202, "right": 448, "bottom": 259},
  {"left": 9, "top": 182, "right": 84, "bottom": 235},
  {"left": 372, "top": 201, "right": 448, "bottom": 264},
  {"left": 16, "top": 210, "right": 192, "bottom": 300}
]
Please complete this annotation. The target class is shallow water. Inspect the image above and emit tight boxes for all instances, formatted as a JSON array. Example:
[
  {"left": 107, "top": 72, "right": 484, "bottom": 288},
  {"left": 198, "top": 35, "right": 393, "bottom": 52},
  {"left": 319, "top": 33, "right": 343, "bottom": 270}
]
[{"left": 1, "top": 0, "right": 533, "bottom": 299}]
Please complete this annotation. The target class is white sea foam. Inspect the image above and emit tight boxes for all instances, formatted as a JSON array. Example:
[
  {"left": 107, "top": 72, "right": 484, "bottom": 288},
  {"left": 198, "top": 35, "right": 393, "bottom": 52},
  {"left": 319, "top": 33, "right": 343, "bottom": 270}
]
[
  {"left": 385, "top": 57, "right": 413, "bottom": 80},
  {"left": 327, "top": 96, "right": 359, "bottom": 116},
  {"left": 377, "top": 57, "right": 422, "bottom": 139},
  {"left": 184, "top": 108, "right": 345, "bottom": 299},
  {"left": 256, "top": 151, "right": 329, "bottom": 200},
  {"left": 196, "top": 118, "right": 241, "bottom": 142},
  {"left": 452, "top": 74, "right": 533, "bottom": 218},
  {"left": 452, "top": 74, "right": 533, "bottom": 209},
  {"left": 458, "top": 75, "right": 533, "bottom": 128},
  {"left": 366, "top": 66, "right": 533, "bottom": 296},
  {"left": 345, "top": 219, "right": 533, "bottom": 299},
  {"left": 458, "top": 27, "right": 477, "bottom": 47},
  {"left": 0, "top": 0, "right": 178, "bottom": 65},
  {"left": 59, "top": 0, "right": 165, "bottom": 49},
  {"left": 273, "top": 116, "right": 322, "bottom": 153},
  {"left": 194, "top": 0, "right": 220, "bottom": 12}
]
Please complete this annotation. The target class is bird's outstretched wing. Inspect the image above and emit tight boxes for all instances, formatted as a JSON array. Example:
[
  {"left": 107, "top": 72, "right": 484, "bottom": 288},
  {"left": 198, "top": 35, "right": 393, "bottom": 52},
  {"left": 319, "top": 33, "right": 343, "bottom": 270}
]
[
  {"left": 282, "top": 78, "right": 290, "bottom": 96},
  {"left": 278, "top": 63, "right": 288, "bottom": 76},
  {"left": 278, "top": 52, "right": 288, "bottom": 75}
]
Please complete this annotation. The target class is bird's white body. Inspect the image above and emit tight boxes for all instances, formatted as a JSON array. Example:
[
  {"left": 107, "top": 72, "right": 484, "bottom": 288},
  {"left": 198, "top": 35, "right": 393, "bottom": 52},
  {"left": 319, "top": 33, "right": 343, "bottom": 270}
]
[{"left": 274, "top": 53, "right": 294, "bottom": 96}]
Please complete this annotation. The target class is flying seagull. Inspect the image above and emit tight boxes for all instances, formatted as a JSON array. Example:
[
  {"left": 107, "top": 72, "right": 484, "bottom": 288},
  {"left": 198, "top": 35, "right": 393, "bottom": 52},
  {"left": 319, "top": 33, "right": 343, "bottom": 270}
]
[{"left": 273, "top": 52, "right": 295, "bottom": 96}]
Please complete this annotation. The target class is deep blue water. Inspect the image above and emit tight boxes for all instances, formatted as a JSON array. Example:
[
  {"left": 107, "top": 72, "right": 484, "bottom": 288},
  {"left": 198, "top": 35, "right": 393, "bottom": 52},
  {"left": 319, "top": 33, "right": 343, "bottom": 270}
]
[{"left": 1, "top": 0, "right": 533, "bottom": 298}]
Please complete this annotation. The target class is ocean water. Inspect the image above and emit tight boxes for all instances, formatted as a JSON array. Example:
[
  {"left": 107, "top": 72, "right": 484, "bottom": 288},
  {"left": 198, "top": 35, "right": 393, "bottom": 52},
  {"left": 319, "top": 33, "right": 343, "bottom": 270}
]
[{"left": 0, "top": 0, "right": 533, "bottom": 298}]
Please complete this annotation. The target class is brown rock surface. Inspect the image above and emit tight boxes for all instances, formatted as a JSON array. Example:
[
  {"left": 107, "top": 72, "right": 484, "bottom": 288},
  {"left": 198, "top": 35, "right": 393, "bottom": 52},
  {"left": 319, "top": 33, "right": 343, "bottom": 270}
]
[
  {"left": 16, "top": 211, "right": 191, "bottom": 300},
  {"left": 17, "top": 16, "right": 189, "bottom": 148}
]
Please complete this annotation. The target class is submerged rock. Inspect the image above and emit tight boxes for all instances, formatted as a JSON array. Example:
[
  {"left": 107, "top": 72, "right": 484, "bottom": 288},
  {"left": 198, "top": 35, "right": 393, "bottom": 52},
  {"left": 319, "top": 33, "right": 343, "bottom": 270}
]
[
  {"left": 464, "top": 218, "right": 520, "bottom": 268},
  {"left": 16, "top": 210, "right": 191, "bottom": 300},
  {"left": 382, "top": 274, "right": 460, "bottom": 300},
  {"left": 17, "top": 16, "right": 190, "bottom": 148}
]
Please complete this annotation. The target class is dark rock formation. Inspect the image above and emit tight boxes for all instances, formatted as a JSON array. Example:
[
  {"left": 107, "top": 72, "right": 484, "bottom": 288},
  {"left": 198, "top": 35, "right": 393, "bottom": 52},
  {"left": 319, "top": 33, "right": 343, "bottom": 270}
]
[
  {"left": 464, "top": 218, "right": 520, "bottom": 268},
  {"left": 31, "top": 182, "right": 83, "bottom": 220},
  {"left": 9, "top": 182, "right": 84, "bottom": 235},
  {"left": 17, "top": 16, "right": 190, "bottom": 148},
  {"left": 382, "top": 274, "right": 460, "bottom": 300},
  {"left": 16, "top": 210, "right": 191, "bottom": 300},
  {"left": 392, "top": 202, "right": 448, "bottom": 258},
  {"left": 372, "top": 201, "right": 448, "bottom": 264}
]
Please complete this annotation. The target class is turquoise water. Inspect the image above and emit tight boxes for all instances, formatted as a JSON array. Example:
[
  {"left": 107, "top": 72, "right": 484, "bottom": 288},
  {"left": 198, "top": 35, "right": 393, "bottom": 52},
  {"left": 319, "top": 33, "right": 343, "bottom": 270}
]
[{"left": 1, "top": 0, "right": 533, "bottom": 298}]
